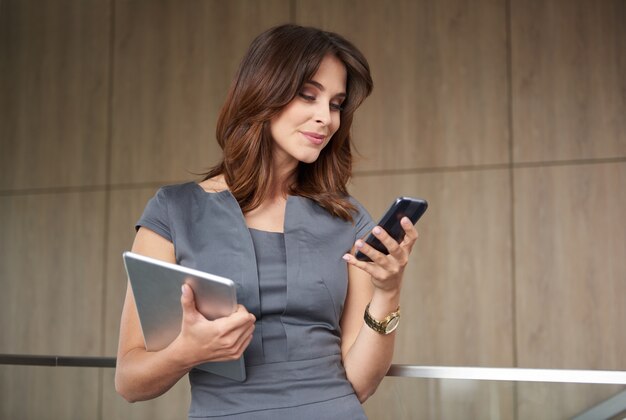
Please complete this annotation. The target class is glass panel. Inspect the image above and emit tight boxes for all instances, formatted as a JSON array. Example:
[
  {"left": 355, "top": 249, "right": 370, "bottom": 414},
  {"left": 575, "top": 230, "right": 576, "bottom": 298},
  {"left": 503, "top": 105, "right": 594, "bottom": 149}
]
[{"left": 363, "top": 377, "right": 626, "bottom": 420}]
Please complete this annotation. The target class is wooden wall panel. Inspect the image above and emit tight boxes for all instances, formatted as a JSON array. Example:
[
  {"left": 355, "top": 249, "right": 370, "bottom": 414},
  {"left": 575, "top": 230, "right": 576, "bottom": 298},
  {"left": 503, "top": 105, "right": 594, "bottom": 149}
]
[
  {"left": 0, "top": 0, "right": 624, "bottom": 418},
  {"left": 0, "top": 0, "right": 110, "bottom": 190},
  {"left": 0, "top": 192, "right": 105, "bottom": 418},
  {"left": 110, "top": 0, "right": 291, "bottom": 185},
  {"left": 0, "top": 192, "right": 106, "bottom": 355},
  {"left": 296, "top": 0, "right": 510, "bottom": 171},
  {"left": 514, "top": 162, "right": 626, "bottom": 417},
  {"left": 102, "top": 369, "right": 190, "bottom": 420},
  {"left": 514, "top": 163, "right": 626, "bottom": 370},
  {"left": 0, "top": 366, "right": 100, "bottom": 419},
  {"left": 101, "top": 187, "right": 191, "bottom": 418},
  {"left": 103, "top": 187, "right": 157, "bottom": 355},
  {"left": 350, "top": 169, "right": 514, "bottom": 367},
  {"left": 511, "top": 0, "right": 626, "bottom": 163}
]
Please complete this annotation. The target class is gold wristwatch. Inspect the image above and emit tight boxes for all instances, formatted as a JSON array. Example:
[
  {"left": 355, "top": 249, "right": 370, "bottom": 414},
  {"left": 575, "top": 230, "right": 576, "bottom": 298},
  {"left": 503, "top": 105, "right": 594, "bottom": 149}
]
[{"left": 364, "top": 303, "right": 401, "bottom": 335}]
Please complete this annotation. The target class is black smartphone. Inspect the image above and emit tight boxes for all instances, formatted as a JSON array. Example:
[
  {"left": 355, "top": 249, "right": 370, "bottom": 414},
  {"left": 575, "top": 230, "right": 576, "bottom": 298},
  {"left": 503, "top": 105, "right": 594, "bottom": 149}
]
[{"left": 355, "top": 197, "right": 428, "bottom": 262}]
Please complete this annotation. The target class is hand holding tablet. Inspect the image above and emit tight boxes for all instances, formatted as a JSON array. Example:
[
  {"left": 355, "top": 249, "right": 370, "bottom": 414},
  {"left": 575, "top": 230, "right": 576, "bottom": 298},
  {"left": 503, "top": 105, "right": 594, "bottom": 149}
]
[{"left": 122, "top": 251, "right": 248, "bottom": 382}]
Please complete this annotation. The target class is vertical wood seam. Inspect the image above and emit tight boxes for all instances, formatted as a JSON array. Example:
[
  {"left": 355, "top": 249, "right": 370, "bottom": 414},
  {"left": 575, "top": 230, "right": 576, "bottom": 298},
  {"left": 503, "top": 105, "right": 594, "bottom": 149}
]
[
  {"left": 98, "top": 0, "right": 117, "bottom": 418},
  {"left": 505, "top": 0, "right": 519, "bottom": 419}
]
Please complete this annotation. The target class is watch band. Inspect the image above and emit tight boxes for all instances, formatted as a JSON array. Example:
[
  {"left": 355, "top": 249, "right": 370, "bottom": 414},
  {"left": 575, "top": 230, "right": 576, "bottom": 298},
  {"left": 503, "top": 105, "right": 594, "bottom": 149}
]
[{"left": 364, "top": 303, "right": 401, "bottom": 335}]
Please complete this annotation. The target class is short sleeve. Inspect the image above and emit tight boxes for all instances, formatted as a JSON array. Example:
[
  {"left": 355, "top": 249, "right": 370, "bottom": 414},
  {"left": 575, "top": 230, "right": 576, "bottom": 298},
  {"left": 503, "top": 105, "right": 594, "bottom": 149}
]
[
  {"left": 136, "top": 187, "right": 172, "bottom": 242},
  {"left": 351, "top": 197, "right": 376, "bottom": 239}
]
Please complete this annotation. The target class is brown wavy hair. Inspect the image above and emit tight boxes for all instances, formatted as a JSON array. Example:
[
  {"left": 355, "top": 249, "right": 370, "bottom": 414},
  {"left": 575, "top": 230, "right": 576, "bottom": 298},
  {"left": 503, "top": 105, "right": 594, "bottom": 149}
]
[{"left": 203, "top": 24, "right": 373, "bottom": 221}]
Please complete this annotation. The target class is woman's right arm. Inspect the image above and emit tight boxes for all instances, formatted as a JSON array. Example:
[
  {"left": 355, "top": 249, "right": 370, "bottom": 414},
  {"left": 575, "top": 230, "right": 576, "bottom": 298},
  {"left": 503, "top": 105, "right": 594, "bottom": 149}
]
[{"left": 115, "top": 227, "right": 256, "bottom": 402}]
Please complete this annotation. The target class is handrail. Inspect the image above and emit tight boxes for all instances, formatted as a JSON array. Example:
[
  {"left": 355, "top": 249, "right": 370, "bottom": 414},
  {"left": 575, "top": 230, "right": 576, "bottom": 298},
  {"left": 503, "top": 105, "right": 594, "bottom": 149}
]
[
  {"left": 387, "top": 365, "right": 626, "bottom": 384},
  {"left": 2, "top": 354, "right": 626, "bottom": 385},
  {"left": 0, "top": 354, "right": 115, "bottom": 368}
]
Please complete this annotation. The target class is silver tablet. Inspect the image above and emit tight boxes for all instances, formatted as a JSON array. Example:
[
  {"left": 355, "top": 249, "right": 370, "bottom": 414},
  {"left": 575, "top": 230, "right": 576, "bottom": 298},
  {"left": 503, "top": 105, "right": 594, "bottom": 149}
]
[{"left": 122, "top": 251, "right": 246, "bottom": 382}]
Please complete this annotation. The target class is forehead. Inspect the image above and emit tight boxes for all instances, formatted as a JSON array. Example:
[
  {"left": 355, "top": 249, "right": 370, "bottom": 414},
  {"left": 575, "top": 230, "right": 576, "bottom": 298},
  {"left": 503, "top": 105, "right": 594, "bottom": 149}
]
[{"left": 308, "top": 54, "right": 347, "bottom": 94}]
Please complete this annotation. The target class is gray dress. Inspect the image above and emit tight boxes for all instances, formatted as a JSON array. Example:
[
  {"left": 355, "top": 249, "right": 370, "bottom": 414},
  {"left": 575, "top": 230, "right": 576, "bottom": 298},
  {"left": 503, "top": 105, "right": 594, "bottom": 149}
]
[{"left": 136, "top": 182, "right": 374, "bottom": 419}]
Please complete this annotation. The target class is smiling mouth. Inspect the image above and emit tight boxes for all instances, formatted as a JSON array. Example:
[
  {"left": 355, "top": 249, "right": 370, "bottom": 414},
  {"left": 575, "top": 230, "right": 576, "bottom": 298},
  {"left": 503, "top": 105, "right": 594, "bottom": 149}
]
[{"left": 301, "top": 131, "right": 326, "bottom": 145}]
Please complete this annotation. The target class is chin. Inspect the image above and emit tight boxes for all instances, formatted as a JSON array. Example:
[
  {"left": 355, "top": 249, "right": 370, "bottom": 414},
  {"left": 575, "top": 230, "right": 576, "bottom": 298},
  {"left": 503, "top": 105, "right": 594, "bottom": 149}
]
[{"left": 299, "top": 153, "right": 322, "bottom": 164}]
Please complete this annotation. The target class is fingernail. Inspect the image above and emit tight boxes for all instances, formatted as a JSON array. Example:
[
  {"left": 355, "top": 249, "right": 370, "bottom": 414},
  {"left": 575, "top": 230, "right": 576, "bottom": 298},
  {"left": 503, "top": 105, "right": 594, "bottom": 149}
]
[
  {"left": 355, "top": 240, "right": 364, "bottom": 249},
  {"left": 181, "top": 284, "right": 188, "bottom": 296},
  {"left": 373, "top": 227, "right": 382, "bottom": 234},
  {"left": 342, "top": 254, "right": 351, "bottom": 261}
]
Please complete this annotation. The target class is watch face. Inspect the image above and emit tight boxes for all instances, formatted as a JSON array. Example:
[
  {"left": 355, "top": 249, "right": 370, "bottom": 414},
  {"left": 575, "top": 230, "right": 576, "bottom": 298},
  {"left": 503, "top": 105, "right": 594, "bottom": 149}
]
[{"left": 385, "top": 316, "right": 400, "bottom": 333}]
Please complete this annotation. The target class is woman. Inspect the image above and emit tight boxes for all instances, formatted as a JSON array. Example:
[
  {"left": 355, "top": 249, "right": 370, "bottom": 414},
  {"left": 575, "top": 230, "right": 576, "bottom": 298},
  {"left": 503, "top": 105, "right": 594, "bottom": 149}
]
[{"left": 115, "top": 24, "right": 418, "bottom": 419}]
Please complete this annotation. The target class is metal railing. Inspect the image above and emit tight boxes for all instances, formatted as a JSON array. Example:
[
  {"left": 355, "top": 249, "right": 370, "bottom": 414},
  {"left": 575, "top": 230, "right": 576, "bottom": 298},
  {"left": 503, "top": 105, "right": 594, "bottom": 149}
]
[
  {"left": 2, "top": 353, "right": 625, "bottom": 384},
  {"left": 387, "top": 364, "right": 626, "bottom": 385},
  {"left": 2, "top": 354, "right": 626, "bottom": 419},
  {"left": 0, "top": 354, "right": 115, "bottom": 368}
]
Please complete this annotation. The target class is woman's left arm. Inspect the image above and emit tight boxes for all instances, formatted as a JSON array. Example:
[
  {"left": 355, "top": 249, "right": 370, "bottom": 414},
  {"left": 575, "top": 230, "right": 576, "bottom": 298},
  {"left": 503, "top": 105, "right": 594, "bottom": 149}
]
[{"left": 340, "top": 217, "right": 418, "bottom": 403}]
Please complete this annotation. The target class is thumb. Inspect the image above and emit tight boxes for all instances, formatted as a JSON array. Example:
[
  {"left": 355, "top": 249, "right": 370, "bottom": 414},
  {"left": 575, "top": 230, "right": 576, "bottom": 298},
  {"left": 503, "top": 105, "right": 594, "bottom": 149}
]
[{"left": 180, "top": 284, "right": 199, "bottom": 320}]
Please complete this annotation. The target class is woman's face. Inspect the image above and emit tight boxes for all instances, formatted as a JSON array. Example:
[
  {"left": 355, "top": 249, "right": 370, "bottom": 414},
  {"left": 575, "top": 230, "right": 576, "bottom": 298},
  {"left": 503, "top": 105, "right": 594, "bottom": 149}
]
[{"left": 270, "top": 54, "right": 347, "bottom": 170}]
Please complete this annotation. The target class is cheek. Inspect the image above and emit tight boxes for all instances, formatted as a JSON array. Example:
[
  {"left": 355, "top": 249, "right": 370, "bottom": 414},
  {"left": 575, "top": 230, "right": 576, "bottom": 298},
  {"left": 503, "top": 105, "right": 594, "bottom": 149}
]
[
  {"left": 330, "top": 114, "right": 341, "bottom": 135},
  {"left": 269, "top": 119, "right": 280, "bottom": 140}
]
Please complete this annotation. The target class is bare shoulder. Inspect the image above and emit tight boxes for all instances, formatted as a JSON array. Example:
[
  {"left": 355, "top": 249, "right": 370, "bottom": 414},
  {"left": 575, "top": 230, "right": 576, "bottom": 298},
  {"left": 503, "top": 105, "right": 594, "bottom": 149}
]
[
  {"left": 197, "top": 175, "right": 229, "bottom": 193},
  {"left": 132, "top": 227, "right": 176, "bottom": 263}
]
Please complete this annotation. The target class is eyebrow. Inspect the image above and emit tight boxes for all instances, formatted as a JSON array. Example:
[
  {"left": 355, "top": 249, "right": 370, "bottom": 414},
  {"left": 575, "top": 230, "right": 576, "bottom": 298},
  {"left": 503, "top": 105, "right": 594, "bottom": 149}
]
[{"left": 305, "top": 80, "right": 347, "bottom": 99}]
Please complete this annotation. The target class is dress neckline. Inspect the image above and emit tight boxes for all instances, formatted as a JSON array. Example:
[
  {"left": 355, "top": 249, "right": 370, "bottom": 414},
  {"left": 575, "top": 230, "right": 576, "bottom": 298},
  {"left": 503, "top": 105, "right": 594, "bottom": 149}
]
[
  {"left": 190, "top": 182, "right": 291, "bottom": 234},
  {"left": 248, "top": 227, "right": 285, "bottom": 235},
  {"left": 192, "top": 181, "right": 232, "bottom": 196}
]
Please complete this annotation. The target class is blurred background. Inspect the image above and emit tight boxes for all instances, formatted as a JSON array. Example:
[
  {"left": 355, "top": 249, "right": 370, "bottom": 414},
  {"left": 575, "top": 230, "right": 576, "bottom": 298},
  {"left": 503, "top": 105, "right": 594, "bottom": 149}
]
[{"left": 0, "top": 0, "right": 624, "bottom": 419}]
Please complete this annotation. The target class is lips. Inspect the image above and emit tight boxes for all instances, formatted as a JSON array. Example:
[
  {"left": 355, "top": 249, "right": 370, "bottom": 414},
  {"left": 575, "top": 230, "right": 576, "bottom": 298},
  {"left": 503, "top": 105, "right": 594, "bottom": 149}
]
[{"left": 301, "top": 131, "right": 326, "bottom": 145}]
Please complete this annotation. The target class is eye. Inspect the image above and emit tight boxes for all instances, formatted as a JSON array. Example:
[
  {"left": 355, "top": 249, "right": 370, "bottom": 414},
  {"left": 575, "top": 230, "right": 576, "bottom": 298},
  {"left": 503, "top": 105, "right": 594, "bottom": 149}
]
[
  {"left": 298, "top": 91, "right": 344, "bottom": 112},
  {"left": 330, "top": 102, "right": 344, "bottom": 112},
  {"left": 298, "top": 92, "right": 316, "bottom": 101}
]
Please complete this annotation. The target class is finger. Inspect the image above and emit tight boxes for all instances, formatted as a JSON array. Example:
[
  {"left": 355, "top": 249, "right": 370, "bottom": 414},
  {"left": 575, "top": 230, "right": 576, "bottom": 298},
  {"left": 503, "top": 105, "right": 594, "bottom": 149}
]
[
  {"left": 214, "top": 307, "right": 256, "bottom": 333},
  {"left": 224, "top": 330, "right": 255, "bottom": 361},
  {"left": 232, "top": 318, "right": 255, "bottom": 339},
  {"left": 396, "top": 220, "right": 418, "bottom": 258},
  {"left": 354, "top": 238, "right": 393, "bottom": 268},
  {"left": 233, "top": 305, "right": 257, "bottom": 326},
  {"left": 342, "top": 252, "right": 388, "bottom": 278},
  {"left": 370, "top": 226, "right": 402, "bottom": 258},
  {"left": 371, "top": 223, "right": 412, "bottom": 263},
  {"left": 235, "top": 330, "right": 254, "bottom": 355},
  {"left": 352, "top": 239, "right": 384, "bottom": 264},
  {"left": 180, "top": 284, "right": 200, "bottom": 321},
  {"left": 400, "top": 217, "right": 419, "bottom": 246},
  {"left": 214, "top": 321, "right": 255, "bottom": 361},
  {"left": 234, "top": 323, "right": 255, "bottom": 350},
  {"left": 234, "top": 304, "right": 257, "bottom": 322},
  {"left": 222, "top": 320, "right": 255, "bottom": 349}
]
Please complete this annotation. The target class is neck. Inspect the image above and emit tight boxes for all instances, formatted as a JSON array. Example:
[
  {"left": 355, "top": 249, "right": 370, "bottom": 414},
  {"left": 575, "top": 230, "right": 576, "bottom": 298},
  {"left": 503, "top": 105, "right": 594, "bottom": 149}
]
[{"left": 268, "top": 157, "right": 298, "bottom": 198}]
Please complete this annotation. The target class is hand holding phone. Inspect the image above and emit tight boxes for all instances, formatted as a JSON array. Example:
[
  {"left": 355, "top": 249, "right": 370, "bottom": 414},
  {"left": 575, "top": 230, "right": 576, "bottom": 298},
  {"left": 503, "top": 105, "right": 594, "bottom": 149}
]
[{"left": 355, "top": 197, "right": 428, "bottom": 262}]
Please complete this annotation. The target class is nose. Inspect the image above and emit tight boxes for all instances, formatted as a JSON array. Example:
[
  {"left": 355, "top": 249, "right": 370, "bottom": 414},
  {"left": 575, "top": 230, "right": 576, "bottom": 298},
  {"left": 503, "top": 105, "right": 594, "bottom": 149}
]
[{"left": 314, "top": 102, "right": 332, "bottom": 126}]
